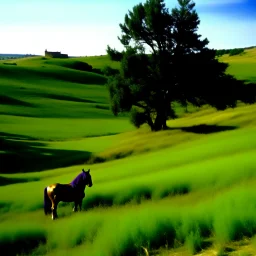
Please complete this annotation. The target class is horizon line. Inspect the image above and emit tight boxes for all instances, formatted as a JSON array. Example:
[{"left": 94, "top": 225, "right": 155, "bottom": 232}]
[{"left": 1, "top": 44, "right": 256, "bottom": 57}]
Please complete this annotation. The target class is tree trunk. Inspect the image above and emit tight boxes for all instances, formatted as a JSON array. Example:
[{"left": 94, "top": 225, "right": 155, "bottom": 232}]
[
  {"left": 145, "top": 114, "right": 155, "bottom": 131},
  {"left": 145, "top": 109, "right": 167, "bottom": 131},
  {"left": 153, "top": 111, "right": 167, "bottom": 131}
]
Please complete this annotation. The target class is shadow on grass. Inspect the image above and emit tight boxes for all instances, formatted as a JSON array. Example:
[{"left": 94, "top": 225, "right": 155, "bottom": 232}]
[
  {"left": 169, "top": 124, "right": 237, "bottom": 134},
  {"left": 0, "top": 202, "right": 12, "bottom": 214},
  {"left": 0, "top": 176, "right": 39, "bottom": 186},
  {"left": 40, "top": 93, "right": 99, "bottom": 104},
  {"left": 0, "top": 94, "right": 34, "bottom": 107},
  {"left": 0, "top": 232, "right": 46, "bottom": 256},
  {"left": 0, "top": 64, "right": 107, "bottom": 85},
  {"left": 0, "top": 132, "right": 92, "bottom": 174},
  {"left": 202, "top": 240, "right": 213, "bottom": 248}
]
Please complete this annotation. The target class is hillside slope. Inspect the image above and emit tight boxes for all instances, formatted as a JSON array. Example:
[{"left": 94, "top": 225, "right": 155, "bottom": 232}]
[
  {"left": 0, "top": 49, "right": 256, "bottom": 256},
  {"left": 0, "top": 56, "right": 128, "bottom": 121},
  {"left": 219, "top": 47, "right": 256, "bottom": 82}
]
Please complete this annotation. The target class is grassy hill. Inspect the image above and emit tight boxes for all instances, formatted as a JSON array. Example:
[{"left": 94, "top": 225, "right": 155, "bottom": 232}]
[
  {"left": 0, "top": 56, "right": 130, "bottom": 133},
  {"left": 0, "top": 48, "right": 256, "bottom": 256},
  {"left": 219, "top": 47, "right": 256, "bottom": 83},
  {"left": 0, "top": 55, "right": 133, "bottom": 174}
]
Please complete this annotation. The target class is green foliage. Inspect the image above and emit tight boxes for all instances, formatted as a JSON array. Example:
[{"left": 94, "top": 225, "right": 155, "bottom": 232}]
[
  {"left": 78, "top": 55, "right": 121, "bottom": 70},
  {"left": 106, "top": 45, "right": 123, "bottom": 61},
  {"left": 130, "top": 107, "right": 146, "bottom": 128},
  {"left": 107, "top": 0, "right": 255, "bottom": 131},
  {"left": 107, "top": 74, "right": 133, "bottom": 116},
  {"left": 229, "top": 48, "right": 245, "bottom": 56},
  {"left": 216, "top": 49, "right": 232, "bottom": 56},
  {"left": 60, "top": 60, "right": 93, "bottom": 72},
  {"left": 216, "top": 47, "right": 245, "bottom": 57},
  {"left": 101, "top": 65, "right": 120, "bottom": 77}
]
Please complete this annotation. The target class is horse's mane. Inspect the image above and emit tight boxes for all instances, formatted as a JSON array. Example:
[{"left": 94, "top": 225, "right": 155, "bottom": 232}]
[{"left": 70, "top": 172, "right": 86, "bottom": 190}]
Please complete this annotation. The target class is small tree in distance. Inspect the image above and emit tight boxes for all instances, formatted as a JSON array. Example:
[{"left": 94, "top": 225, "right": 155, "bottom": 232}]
[{"left": 106, "top": 0, "right": 255, "bottom": 131}]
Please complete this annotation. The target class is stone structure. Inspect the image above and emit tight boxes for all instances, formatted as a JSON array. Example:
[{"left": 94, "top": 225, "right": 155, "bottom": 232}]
[{"left": 45, "top": 49, "right": 68, "bottom": 58}]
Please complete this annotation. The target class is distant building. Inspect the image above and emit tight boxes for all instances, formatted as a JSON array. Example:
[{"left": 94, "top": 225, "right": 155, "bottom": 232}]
[{"left": 45, "top": 49, "right": 68, "bottom": 58}]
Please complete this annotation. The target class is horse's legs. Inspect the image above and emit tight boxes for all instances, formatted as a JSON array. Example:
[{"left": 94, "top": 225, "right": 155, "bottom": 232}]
[
  {"left": 73, "top": 201, "right": 78, "bottom": 212},
  {"left": 73, "top": 199, "right": 82, "bottom": 212},
  {"left": 51, "top": 200, "right": 59, "bottom": 220},
  {"left": 51, "top": 204, "right": 54, "bottom": 220},
  {"left": 78, "top": 199, "right": 83, "bottom": 211},
  {"left": 73, "top": 199, "right": 83, "bottom": 212}
]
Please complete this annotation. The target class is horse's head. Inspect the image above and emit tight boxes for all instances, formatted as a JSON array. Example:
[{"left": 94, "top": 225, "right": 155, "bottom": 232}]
[{"left": 82, "top": 169, "right": 93, "bottom": 187}]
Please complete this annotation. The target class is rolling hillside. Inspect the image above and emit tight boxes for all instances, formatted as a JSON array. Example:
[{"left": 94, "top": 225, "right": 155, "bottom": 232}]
[
  {"left": 0, "top": 48, "right": 256, "bottom": 256},
  {"left": 0, "top": 56, "right": 131, "bottom": 137},
  {"left": 0, "top": 55, "right": 133, "bottom": 174},
  {"left": 219, "top": 47, "right": 256, "bottom": 82}
]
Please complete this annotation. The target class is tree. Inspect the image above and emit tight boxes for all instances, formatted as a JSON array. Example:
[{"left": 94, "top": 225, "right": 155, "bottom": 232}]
[
  {"left": 106, "top": 45, "right": 123, "bottom": 61},
  {"left": 107, "top": 0, "right": 255, "bottom": 131}
]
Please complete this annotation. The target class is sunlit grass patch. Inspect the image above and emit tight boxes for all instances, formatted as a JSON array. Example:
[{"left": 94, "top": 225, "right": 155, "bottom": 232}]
[
  {"left": 0, "top": 116, "right": 133, "bottom": 140},
  {"left": 89, "top": 103, "right": 256, "bottom": 163},
  {"left": 219, "top": 47, "right": 256, "bottom": 82}
]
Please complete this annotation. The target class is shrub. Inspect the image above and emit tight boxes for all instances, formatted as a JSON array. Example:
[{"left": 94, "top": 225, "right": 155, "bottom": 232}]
[{"left": 101, "top": 66, "right": 120, "bottom": 77}]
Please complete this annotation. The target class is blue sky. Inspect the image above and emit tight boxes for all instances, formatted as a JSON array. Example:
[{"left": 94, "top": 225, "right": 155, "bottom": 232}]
[{"left": 0, "top": 0, "right": 255, "bottom": 56}]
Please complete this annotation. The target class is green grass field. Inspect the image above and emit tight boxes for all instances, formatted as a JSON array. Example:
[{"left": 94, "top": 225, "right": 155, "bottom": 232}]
[
  {"left": 219, "top": 47, "right": 256, "bottom": 83},
  {"left": 0, "top": 48, "right": 256, "bottom": 256}
]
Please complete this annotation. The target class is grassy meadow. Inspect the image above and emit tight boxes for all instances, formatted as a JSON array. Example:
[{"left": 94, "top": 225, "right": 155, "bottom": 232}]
[
  {"left": 0, "top": 48, "right": 256, "bottom": 256},
  {"left": 219, "top": 47, "right": 256, "bottom": 83}
]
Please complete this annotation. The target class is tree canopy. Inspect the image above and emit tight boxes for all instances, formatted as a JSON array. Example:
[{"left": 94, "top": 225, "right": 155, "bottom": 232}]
[{"left": 106, "top": 0, "right": 255, "bottom": 131}]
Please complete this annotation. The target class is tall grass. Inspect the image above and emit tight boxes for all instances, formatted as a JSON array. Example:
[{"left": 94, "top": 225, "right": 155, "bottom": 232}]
[
  {"left": 16, "top": 184, "right": 256, "bottom": 255},
  {"left": 0, "top": 151, "right": 255, "bottom": 254},
  {"left": 212, "top": 188, "right": 256, "bottom": 245},
  {"left": 0, "top": 222, "right": 46, "bottom": 255}
]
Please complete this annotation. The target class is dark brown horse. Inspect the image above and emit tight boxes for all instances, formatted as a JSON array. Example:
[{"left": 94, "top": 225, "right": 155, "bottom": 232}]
[{"left": 44, "top": 169, "right": 93, "bottom": 220}]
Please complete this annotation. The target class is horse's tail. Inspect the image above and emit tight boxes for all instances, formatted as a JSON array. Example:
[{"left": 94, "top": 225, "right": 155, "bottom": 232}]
[{"left": 44, "top": 187, "right": 51, "bottom": 215}]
